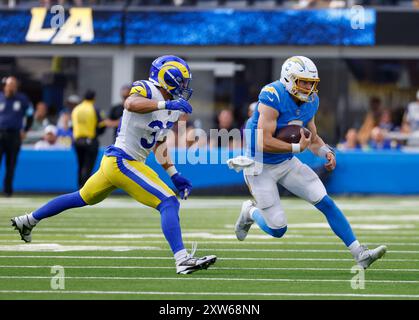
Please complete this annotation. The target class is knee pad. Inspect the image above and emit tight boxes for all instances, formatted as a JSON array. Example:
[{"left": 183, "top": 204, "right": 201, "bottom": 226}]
[
  {"left": 260, "top": 204, "right": 287, "bottom": 229},
  {"left": 157, "top": 196, "right": 180, "bottom": 213}
]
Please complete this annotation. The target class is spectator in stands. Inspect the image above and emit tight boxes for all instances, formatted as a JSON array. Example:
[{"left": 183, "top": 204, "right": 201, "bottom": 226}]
[
  {"left": 210, "top": 108, "right": 242, "bottom": 149},
  {"left": 369, "top": 126, "right": 399, "bottom": 150},
  {"left": 24, "top": 101, "right": 50, "bottom": 144},
  {"left": 379, "top": 108, "right": 396, "bottom": 132},
  {"left": 107, "top": 84, "right": 130, "bottom": 139},
  {"left": 0, "top": 76, "right": 34, "bottom": 196},
  {"left": 55, "top": 95, "right": 79, "bottom": 148},
  {"left": 358, "top": 96, "right": 383, "bottom": 147},
  {"left": 71, "top": 89, "right": 106, "bottom": 188},
  {"left": 167, "top": 113, "right": 206, "bottom": 149},
  {"left": 337, "top": 128, "right": 361, "bottom": 151},
  {"left": 34, "top": 125, "right": 68, "bottom": 150},
  {"left": 401, "top": 89, "right": 419, "bottom": 146}
]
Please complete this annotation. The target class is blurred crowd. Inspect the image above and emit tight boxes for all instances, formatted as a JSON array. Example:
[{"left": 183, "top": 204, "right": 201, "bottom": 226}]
[
  {"left": 337, "top": 93, "right": 419, "bottom": 152},
  {"left": 2, "top": 0, "right": 419, "bottom": 7}
]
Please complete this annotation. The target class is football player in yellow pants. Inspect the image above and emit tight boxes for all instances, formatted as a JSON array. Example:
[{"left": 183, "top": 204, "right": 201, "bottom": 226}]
[{"left": 11, "top": 55, "right": 217, "bottom": 274}]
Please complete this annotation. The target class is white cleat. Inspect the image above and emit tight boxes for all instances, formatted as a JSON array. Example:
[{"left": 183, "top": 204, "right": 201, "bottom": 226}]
[
  {"left": 235, "top": 200, "right": 255, "bottom": 241},
  {"left": 356, "top": 245, "right": 387, "bottom": 269},
  {"left": 11, "top": 214, "right": 37, "bottom": 243},
  {"left": 176, "top": 255, "right": 217, "bottom": 275}
]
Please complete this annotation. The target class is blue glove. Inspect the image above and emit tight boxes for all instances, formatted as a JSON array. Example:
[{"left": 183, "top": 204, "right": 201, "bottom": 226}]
[
  {"left": 165, "top": 98, "right": 192, "bottom": 114},
  {"left": 171, "top": 173, "right": 192, "bottom": 200}
]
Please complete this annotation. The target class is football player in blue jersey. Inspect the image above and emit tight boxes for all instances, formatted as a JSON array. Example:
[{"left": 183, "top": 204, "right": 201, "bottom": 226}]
[{"left": 233, "top": 56, "right": 386, "bottom": 269}]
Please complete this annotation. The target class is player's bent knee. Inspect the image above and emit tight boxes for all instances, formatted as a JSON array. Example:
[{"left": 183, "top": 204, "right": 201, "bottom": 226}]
[
  {"left": 157, "top": 196, "right": 180, "bottom": 213},
  {"left": 271, "top": 225, "right": 287, "bottom": 238}
]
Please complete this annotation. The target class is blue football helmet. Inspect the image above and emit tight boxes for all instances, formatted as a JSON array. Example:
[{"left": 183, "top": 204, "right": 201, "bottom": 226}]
[{"left": 149, "top": 55, "right": 193, "bottom": 101}]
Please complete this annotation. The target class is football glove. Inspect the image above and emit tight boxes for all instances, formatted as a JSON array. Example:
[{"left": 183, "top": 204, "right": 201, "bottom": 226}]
[
  {"left": 165, "top": 98, "right": 192, "bottom": 114},
  {"left": 171, "top": 173, "right": 192, "bottom": 200}
]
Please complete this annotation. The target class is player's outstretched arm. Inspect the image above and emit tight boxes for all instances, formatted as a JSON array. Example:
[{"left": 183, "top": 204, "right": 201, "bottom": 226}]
[
  {"left": 307, "top": 118, "right": 336, "bottom": 171},
  {"left": 125, "top": 95, "right": 192, "bottom": 114},
  {"left": 258, "top": 103, "right": 310, "bottom": 154},
  {"left": 124, "top": 95, "right": 160, "bottom": 114}
]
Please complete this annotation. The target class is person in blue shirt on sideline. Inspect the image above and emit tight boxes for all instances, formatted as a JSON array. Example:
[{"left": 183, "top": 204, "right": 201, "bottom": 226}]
[{"left": 0, "top": 76, "right": 33, "bottom": 196}]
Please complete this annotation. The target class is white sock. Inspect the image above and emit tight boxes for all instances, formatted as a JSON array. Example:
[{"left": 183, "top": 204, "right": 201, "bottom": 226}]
[
  {"left": 27, "top": 213, "right": 38, "bottom": 226},
  {"left": 349, "top": 240, "right": 362, "bottom": 258},
  {"left": 249, "top": 207, "right": 257, "bottom": 221},
  {"left": 174, "top": 249, "right": 188, "bottom": 264}
]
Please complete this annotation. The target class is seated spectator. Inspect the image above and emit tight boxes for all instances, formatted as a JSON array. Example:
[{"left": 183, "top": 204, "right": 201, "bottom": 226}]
[
  {"left": 379, "top": 108, "right": 397, "bottom": 132},
  {"left": 337, "top": 128, "right": 361, "bottom": 151},
  {"left": 56, "top": 112, "right": 73, "bottom": 147},
  {"left": 24, "top": 101, "right": 50, "bottom": 144},
  {"left": 401, "top": 90, "right": 419, "bottom": 146},
  {"left": 210, "top": 109, "right": 241, "bottom": 149},
  {"left": 34, "top": 125, "right": 68, "bottom": 150},
  {"left": 369, "top": 126, "right": 399, "bottom": 150},
  {"left": 358, "top": 96, "right": 383, "bottom": 147},
  {"left": 166, "top": 114, "right": 206, "bottom": 149}
]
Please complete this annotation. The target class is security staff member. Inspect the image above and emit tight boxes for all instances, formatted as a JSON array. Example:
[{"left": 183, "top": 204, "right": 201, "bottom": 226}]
[
  {"left": 0, "top": 76, "right": 34, "bottom": 196},
  {"left": 71, "top": 90, "right": 106, "bottom": 188}
]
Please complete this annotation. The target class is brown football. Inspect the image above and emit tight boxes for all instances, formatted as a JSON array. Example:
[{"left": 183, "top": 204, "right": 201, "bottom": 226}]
[{"left": 276, "top": 125, "right": 311, "bottom": 144}]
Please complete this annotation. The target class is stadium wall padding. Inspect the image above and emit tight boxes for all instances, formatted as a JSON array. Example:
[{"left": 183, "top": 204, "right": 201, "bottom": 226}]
[{"left": 1, "top": 149, "right": 418, "bottom": 195}]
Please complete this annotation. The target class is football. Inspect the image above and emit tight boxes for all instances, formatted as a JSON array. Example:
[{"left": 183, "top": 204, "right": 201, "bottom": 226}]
[{"left": 276, "top": 125, "right": 311, "bottom": 144}]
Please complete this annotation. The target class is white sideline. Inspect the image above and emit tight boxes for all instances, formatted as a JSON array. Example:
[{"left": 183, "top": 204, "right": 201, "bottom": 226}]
[
  {"left": 1, "top": 275, "right": 418, "bottom": 284},
  {"left": 0, "top": 290, "right": 418, "bottom": 298},
  {"left": 1, "top": 265, "right": 419, "bottom": 272}
]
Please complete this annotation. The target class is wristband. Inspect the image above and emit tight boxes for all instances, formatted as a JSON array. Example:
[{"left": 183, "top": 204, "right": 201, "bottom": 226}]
[
  {"left": 291, "top": 143, "right": 301, "bottom": 154},
  {"left": 319, "top": 145, "right": 334, "bottom": 158},
  {"left": 157, "top": 101, "right": 166, "bottom": 110},
  {"left": 166, "top": 166, "right": 178, "bottom": 177}
]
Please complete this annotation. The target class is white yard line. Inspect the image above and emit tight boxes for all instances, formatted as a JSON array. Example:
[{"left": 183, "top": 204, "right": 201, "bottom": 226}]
[
  {"left": 0, "top": 265, "right": 418, "bottom": 272},
  {"left": 0, "top": 255, "right": 416, "bottom": 262},
  {"left": 3, "top": 245, "right": 418, "bottom": 254},
  {"left": 0, "top": 290, "right": 418, "bottom": 298},
  {"left": 1, "top": 240, "right": 418, "bottom": 246},
  {"left": 0, "top": 275, "right": 418, "bottom": 284}
]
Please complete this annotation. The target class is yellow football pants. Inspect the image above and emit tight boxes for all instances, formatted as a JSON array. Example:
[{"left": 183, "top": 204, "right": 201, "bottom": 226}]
[{"left": 79, "top": 156, "right": 175, "bottom": 209}]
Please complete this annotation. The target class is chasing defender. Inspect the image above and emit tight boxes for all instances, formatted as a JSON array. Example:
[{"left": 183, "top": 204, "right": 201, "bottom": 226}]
[
  {"left": 11, "top": 55, "right": 217, "bottom": 274},
  {"left": 232, "top": 56, "right": 386, "bottom": 269}
]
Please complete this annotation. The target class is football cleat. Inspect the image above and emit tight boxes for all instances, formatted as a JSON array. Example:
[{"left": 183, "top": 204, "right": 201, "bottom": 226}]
[
  {"left": 176, "top": 255, "right": 217, "bottom": 275},
  {"left": 356, "top": 245, "right": 387, "bottom": 269},
  {"left": 11, "top": 214, "right": 37, "bottom": 243},
  {"left": 176, "top": 242, "right": 217, "bottom": 275},
  {"left": 234, "top": 200, "right": 255, "bottom": 241}
]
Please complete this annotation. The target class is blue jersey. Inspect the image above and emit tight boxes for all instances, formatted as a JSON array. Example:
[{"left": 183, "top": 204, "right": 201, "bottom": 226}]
[
  {"left": 245, "top": 81, "right": 319, "bottom": 164},
  {"left": 0, "top": 92, "right": 32, "bottom": 130}
]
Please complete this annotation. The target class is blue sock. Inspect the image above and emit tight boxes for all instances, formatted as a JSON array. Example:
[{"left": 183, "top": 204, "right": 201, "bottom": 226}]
[
  {"left": 32, "top": 191, "right": 87, "bottom": 221},
  {"left": 252, "top": 209, "right": 287, "bottom": 238},
  {"left": 157, "top": 196, "right": 185, "bottom": 254},
  {"left": 315, "top": 195, "right": 356, "bottom": 247}
]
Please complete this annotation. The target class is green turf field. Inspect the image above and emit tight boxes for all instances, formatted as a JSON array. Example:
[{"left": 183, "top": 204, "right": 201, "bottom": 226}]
[{"left": 0, "top": 196, "right": 418, "bottom": 300}]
